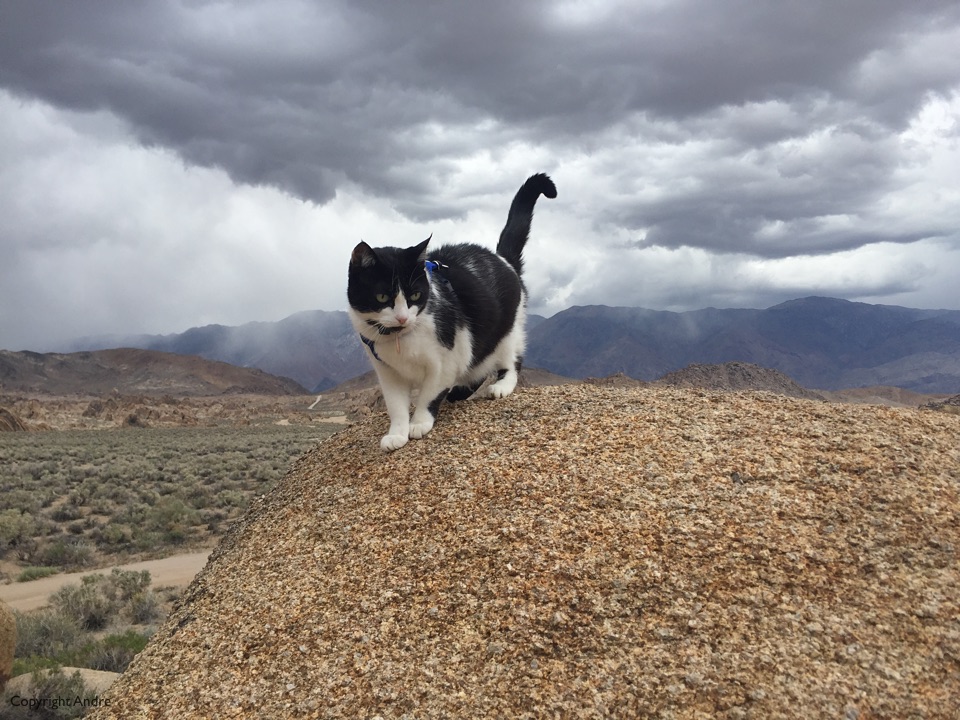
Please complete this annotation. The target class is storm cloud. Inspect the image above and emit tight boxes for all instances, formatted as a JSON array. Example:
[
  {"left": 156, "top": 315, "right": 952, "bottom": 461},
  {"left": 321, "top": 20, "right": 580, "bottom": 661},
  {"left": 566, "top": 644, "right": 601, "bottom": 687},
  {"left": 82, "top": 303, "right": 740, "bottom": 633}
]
[{"left": 2, "top": 0, "right": 959, "bottom": 350}]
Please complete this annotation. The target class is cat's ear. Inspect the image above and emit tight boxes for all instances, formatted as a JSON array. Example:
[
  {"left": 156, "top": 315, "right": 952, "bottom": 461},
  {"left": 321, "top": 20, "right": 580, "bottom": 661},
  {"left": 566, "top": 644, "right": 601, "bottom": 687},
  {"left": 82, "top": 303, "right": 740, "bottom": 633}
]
[
  {"left": 412, "top": 234, "right": 432, "bottom": 262},
  {"left": 350, "top": 241, "right": 377, "bottom": 268}
]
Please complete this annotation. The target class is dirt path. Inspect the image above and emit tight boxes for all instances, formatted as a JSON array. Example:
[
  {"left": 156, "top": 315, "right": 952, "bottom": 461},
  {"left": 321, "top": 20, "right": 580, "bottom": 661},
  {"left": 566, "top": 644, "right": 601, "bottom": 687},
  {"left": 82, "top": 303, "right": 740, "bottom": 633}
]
[{"left": 0, "top": 551, "right": 211, "bottom": 612}]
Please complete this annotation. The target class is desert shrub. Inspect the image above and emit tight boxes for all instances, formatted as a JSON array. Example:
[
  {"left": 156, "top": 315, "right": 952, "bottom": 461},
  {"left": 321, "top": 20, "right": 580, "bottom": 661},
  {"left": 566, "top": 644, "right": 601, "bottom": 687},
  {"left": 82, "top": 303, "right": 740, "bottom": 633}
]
[
  {"left": 67, "top": 489, "right": 89, "bottom": 506},
  {"left": 128, "top": 590, "right": 161, "bottom": 625},
  {"left": 129, "top": 531, "right": 162, "bottom": 552},
  {"left": 16, "top": 566, "right": 59, "bottom": 582},
  {"left": 48, "top": 570, "right": 156, "bottom": 631},
  {"left": 3, "top": 490, "right": 42, "bottom": 515},
  {"left": 145, "top": 498, "right": 199, "bottom": 542},
  {"left": 92, "top": 523, "right": 132, "bottom": 549},
  {"left": 48, "top": 504, "right": 82, "bottom": 523},
  {"left": 217, "top": 490, "right": 246, "bottom": 509},
  {"left": 12, "top": 539, "right": 38, "bottom": 565},
  {"left": 183, "top": 486, "right": 213, "bottom": 509},
  {"left": 85, "top": 630, "right": 150, "bottom": 673},
  {"left": 11, "top": 571, "right": 161, "bottom": 686},
  {"left": 104, "top": 569, "right": 151, "bottom": 604},
  {"left": 111, "top": 502, "right": 149, "bottom": 528},
  {"left": 33, "top": 540, "right": 95, "bottom": 572},
  {"left": 9, "top": 655, "right": 62, "bottom": 680},
  {"left": 50, "top": 577, "right": 116, "bottom": 631},
  {"left": 14, "top": 610, "right": 83, "bottom": 659},
  {"left": 0, "top": 509, "right": 36, "bottom": 556},
  {"left": 1, "top": 667, "right": 94, "bottom": 720}
]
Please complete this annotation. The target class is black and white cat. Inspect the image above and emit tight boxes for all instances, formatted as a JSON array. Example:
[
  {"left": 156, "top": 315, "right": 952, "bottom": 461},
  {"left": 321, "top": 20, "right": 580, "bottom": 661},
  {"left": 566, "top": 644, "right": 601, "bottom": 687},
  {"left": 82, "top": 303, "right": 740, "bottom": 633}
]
[{"left": 347, "top": 173, "right": 556, "bottom": 451}]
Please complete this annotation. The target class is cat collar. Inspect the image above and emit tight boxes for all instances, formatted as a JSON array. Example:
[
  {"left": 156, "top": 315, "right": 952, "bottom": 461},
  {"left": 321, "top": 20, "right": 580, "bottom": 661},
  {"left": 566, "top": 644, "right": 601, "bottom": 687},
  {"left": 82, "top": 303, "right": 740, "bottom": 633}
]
[
  {"left": 424, "top": 260, "right": 450, "bottom": 285},
  {"left": 360, "top": 334, "right": 382, "bottom": 362},
  {"left": 360, "top": 328, "right": 403, "bottom": 362}
]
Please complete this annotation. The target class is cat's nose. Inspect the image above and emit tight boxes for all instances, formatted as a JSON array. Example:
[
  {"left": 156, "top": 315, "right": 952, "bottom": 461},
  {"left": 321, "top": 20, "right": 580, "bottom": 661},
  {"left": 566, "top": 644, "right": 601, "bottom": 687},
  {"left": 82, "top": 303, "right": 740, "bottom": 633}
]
[{"left": 396, "top": 315, "right": 408, "bottom": 325}]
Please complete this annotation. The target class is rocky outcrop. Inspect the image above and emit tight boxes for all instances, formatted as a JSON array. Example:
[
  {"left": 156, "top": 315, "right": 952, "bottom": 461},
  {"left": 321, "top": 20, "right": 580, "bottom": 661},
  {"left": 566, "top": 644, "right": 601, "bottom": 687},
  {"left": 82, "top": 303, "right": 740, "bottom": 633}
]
[
  {"left": 656, "top": 361, "right": 824, "bottom": 400},
  {"left": 90, "top": 385, "right": 960, "bottom": 718},
  {"left": 0, "top": 601, "right": 15, "bottom": 688},
  {"left": 0, "top": 408, "right": 27, "bottom": 432},
  {"left": 581, "top": 371, "right": 647, "bottom": 388},
  {"left": 4, "top": 667, "right": 118, "bottom": 702},
  {"left": 923, "top": 393, "right": 960, "bottom": 415}
]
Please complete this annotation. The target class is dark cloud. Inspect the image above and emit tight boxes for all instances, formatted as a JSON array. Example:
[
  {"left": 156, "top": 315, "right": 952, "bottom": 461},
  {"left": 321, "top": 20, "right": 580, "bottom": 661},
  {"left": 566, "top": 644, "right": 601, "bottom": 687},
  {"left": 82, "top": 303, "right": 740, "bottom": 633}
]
[
  {"left": 5, "top": 0, "right": 957, "bottom": 206},
  {"left": 1, "top": 1, "right": 959, "bottom": 349}
]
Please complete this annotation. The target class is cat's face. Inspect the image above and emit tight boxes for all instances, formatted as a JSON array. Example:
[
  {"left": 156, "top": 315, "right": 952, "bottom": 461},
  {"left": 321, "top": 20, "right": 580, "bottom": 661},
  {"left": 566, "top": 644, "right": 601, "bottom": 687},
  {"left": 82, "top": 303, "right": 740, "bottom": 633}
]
[{"left": 348, "top": 237, "right": 431, "bottom": 334}]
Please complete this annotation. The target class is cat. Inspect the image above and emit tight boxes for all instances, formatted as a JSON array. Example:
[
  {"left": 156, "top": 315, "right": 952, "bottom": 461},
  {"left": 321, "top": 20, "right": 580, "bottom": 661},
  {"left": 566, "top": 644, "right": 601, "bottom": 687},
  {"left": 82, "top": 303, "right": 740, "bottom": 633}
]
[{"left": 347, "top": 172, "right": 557, "bottom": 451}]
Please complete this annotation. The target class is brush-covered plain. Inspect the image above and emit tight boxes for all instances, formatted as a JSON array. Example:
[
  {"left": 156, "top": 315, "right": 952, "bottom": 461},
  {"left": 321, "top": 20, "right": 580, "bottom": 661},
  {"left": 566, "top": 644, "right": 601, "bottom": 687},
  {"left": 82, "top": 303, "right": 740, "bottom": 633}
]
[{"left": 0, "top": 424, "right": 341, "bottom": 579}]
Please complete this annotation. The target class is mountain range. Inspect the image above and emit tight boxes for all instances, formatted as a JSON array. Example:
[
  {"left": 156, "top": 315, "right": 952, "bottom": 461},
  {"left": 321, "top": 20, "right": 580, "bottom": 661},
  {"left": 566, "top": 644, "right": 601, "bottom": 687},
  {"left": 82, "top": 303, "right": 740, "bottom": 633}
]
[
  {"left": 0, "top": 348, "right": 306, "bottom": 397},
  {"left": 526, "top": 297, "right": 960, "bottom": 393},
  {"left": 65, "top": 310, "right": 365, "bottom": 393},
  {"left": 59, "top": 297, "right": 960, "bottom": 394}
]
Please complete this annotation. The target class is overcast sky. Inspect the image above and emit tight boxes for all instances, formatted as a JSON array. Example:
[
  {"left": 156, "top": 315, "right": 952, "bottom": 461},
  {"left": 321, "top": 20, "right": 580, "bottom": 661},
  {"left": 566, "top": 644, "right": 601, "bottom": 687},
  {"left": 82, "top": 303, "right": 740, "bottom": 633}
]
[{"left": 2, "top": 1, "right": 960, "bottom": 351}]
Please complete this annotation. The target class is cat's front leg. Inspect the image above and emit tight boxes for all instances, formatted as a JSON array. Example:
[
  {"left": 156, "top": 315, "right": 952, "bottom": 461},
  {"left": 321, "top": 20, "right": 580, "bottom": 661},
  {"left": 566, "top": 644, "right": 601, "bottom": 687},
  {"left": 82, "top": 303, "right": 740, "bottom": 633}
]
[
  {"left": 376, "top": 366, "right": 412, "bottom": 451},
  {"left": 409, "top": 384, "right": 450, "bottom": 440}
]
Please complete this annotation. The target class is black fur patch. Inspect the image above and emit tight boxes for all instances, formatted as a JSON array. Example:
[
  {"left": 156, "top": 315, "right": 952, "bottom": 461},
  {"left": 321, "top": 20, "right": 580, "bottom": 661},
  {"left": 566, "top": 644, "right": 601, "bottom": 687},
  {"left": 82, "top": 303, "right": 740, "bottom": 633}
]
[
  {"left": 447, "top": 381, "right": 484, "bottom": 402},
  {"left": 427, "top": 388, "right": 450, "bottom": 418},
  {"left": 348, "top": 239, "right": 430, "bottom": 315},
  {"left": 428, "top": 243, "right": 522, "bottom": 367}
]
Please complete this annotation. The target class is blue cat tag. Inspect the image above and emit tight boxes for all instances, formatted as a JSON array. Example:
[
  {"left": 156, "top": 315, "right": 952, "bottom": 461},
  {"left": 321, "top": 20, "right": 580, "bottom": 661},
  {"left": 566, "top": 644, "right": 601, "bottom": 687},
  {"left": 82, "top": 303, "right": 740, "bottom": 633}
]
[{"left": 425, "top": 260, "right": 450, "bottom": 285}]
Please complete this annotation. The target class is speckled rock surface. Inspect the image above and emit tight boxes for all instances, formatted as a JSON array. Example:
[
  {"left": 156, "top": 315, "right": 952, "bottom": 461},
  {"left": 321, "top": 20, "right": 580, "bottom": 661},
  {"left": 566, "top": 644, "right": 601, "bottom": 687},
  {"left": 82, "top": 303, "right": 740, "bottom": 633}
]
[{"left": 89, "top": 386, "right": 960, "bottom": 719}]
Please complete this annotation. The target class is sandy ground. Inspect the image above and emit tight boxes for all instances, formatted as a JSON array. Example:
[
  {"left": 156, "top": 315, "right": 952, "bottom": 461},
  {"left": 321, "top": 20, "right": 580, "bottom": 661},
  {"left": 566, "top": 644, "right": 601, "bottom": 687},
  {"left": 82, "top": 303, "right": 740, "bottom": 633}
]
[{"left": 0, "top": 551, "right": 211, "bottom": 612}]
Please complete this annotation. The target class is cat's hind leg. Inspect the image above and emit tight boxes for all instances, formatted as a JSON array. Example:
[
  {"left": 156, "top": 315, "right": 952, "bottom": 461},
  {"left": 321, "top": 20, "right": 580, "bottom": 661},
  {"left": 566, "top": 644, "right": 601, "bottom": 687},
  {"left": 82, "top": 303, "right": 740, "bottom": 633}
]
[
  {"left": 447, "top": 380, "right": 484, "bottom": 402},
  {"left": 486, "top": 304, "right": 526, "bottom": 400}
]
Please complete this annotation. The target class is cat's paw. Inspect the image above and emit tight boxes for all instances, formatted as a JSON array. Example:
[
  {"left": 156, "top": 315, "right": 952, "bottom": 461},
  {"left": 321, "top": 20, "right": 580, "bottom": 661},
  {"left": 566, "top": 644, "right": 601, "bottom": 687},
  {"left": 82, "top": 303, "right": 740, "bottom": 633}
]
[
  {"left": 408, "top": 418, "right": 435, "bottom": 439},
  {"left": 487, "top": 381, "right": 516, "bottom": 399},
  {"left": 380, "top": 434, "right": 409, "bottom": 452}
]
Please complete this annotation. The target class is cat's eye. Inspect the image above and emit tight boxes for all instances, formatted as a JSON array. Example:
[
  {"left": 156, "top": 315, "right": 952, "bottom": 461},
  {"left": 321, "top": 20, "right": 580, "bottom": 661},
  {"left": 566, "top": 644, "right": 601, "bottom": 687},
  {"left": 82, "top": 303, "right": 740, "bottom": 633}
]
[
  {"left": 376, "top": 293, "right": 390, "bottom": 303},
  {"left": 409, "top": 292, "right": 422, "bottom": 302}
]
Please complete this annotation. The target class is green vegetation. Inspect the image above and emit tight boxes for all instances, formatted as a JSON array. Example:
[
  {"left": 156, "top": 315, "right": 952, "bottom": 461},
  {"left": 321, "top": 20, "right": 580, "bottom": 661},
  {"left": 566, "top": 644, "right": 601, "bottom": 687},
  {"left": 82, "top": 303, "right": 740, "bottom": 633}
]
[
  {"left": 4, "top": 569, "right": 174, "bottom": 719},
  {"left": 1, "top": 419, "right": 338, "bottom": 715},
  {"left": 0, "top": 424, "right": 336, "bottom": 575},
  {"left": 13, "top": 569, "right": 162, "bottom": 676},
  {"left": 16, "top": 567, "right": 59, "bottom": 583},
  {"left": 1, "top": 667, "right": 94, "bottom": 719}
]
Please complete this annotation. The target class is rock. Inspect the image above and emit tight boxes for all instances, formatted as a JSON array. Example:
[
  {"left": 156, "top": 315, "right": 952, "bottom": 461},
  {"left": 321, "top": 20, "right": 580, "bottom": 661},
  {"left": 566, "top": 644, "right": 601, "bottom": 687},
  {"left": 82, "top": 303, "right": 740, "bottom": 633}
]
[
  {"left": 0, "top": 601, "right": 15, "bottom": 688},
  {"left": 655, "top": 361, "right": 824, "bottom": 399},
  {"left": 5, "top": 667, "right": 119, "bottom": 697},
  {"left": 923, "top": 393, "right": 960, "bottom": 415},
  {"left": 0, "top": 408, "right": 27, "bottom": 432},
  {"left": 85, "top": 386, "right": 960, "bottom": 718},
  {"left": 581, "top": 372, "right": 647, "bottom": 388}
]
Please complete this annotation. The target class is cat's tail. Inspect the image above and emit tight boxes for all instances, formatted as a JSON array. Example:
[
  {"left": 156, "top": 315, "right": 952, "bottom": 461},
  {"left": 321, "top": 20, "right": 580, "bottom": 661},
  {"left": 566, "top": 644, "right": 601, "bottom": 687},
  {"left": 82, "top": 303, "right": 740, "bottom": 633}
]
[{"left": 496, "top": 172, "right": 556, "bottom": 276}]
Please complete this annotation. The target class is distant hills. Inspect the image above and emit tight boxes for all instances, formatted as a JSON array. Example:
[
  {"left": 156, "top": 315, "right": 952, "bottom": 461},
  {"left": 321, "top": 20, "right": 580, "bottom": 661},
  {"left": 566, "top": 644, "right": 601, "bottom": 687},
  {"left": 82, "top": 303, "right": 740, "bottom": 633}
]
[
  {"left": 58, "top": 297, "right": 960, "bottom": 394},
  {"left": 65, "top": 310, "right": 367, "bottom": 393},
  {"left": 0, "top": 348, "right": 306, "bottom": 396},
  {"left": 527, "top": 297, "right": 960, "bottom": 393}
]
